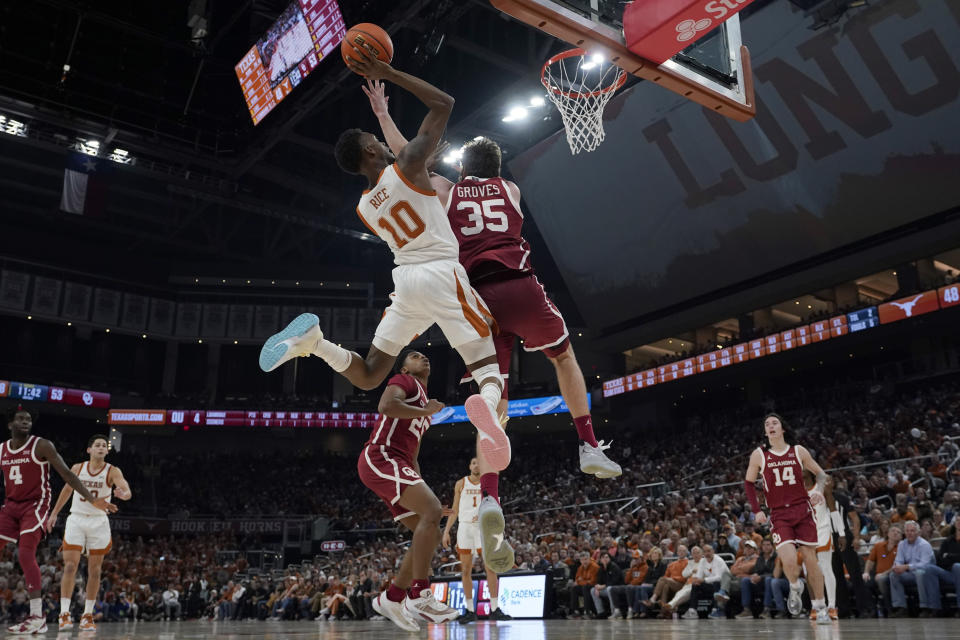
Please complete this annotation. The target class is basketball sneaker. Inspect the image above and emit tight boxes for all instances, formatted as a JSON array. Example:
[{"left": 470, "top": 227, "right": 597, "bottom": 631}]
[
  {"left": 457, "top": 610, "right": 478, "bottom": 625},
  {"left": 58, "top": 612, "right": 73, "bottom": 631},
  {"left": 465, "top": 395, "right": 512, "bottom": 471},
  {"left": 79, "top": 613, "right": 96, "bottom": 631},
  {"left": 488, "top": 608, "right": 513, "bottom": 621},
  {"left": 258, "top": 313, "right": 321, "bottom": 372},
  {"left": 372, "top": 591, "right": 419, "bottom": 632},
  {"left": 7, "top": 614, "right": 48, "bottom": 634},
  {"left": 478, "top": 495, "right": 515, "bottom": 574},
  {"left": 786, "top": 582, "right": 804, "bottom": 616},
  {"left": 815, "top": 608, "right": 832, "bottom": 625},
  {"left": 403, "top": 588, "right": 459, "bottom": 624},
  {"left": 579, "top": 440, "right": 622, "bottom": 478}
]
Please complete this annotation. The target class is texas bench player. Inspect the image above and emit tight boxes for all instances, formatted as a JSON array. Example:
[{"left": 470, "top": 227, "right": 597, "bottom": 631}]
[
  {"left": 47, "top": 433, "right": 133, "bottom": 632},
  {"left": 359, "top": 350, "right": 459, "bottom": 631},
  {"left": 744, "top": 413, "right": 830, "bottom": 624},
  {"left": 1, "top": 408, "right": 116, "bottom": 635}
]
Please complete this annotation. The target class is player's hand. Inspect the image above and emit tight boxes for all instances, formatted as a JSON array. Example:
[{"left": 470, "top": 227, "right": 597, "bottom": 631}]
[
  {"left": 92, "top": 498, "right": 118, "bottom": 514},
  {"left": 362, "top": 79, "right": 390, "bottom": 117},
  {"left": 44, "top": 514, "right": 57, "bottom": 534},
  {"left": 115, "top": 487, "right": 132, "bottom": 501},
  {"left": 424, "top": 399, "right": 445, "bottom": 415},
  {"left": 808, "top": 490, "right": 825, "bottom": 506},
  {"left": 441, "top": 506, "right": 454, "bottom": 517},
  {"left": 837, "top": 536, "right": 847, "bottom": 552},
  {"left": 753, "top": 511, "right": 767, "bottom": 525},
  {"left": 346, "top": 43, "right": 393, "bottom": 80},
  {"left": 442, "top": 531, "right": 451, "bottom": 548},
  {"left": 861, "top": 572, "right": 870, "bottom": 582}
]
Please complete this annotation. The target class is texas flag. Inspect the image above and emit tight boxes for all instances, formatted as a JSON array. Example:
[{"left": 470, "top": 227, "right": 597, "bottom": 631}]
[{"left": 60, "top": 151, "right": 113, "bottom": 217}]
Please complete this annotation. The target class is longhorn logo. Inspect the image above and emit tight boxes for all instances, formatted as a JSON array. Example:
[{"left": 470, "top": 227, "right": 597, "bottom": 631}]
[{"left": 890, "top": 295, "right": 923, "bottom": 317}]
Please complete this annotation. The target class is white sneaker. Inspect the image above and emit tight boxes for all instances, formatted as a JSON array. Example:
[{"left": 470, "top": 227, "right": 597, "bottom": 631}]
[
  {"left": 465, "top": 395, "right": 512, "bottom": 471},
  {"left": 58, "top": 612, "right": 73, "bottom": 631},
  {"left": 579, "top": 440, "right": 622, "bottom": 478},
  {"left": 259, "top": 313, "right": 321, "bottom": 372},
  {"left": 786, "top": 583, "right": 803, "bottom": 616},
  {"left": 478, "top": 495, "right": 515, "bottom": 574},
  {"left": 403, "top": 589, "right": 459, "bottom": 624},
  {"left": 815, "top": 608, "right": 831, "bottom": 625},
  {"left": 8, "top": 614, "right": 48, "bottom": 634},
  {"left": 372, "top": 591, "right": 419, "bottom": 632},
  {"left": 683, "top": 608, "right": 699, "bottom": 619}
]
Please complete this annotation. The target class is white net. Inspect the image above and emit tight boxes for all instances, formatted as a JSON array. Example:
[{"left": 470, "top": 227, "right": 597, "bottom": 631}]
[{"left": 541, "top": 51, "right": 627, "bottom": 155}]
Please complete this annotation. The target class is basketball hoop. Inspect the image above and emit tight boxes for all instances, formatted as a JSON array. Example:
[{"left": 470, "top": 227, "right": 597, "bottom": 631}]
[{"left": 541, "top": 48, "right": 627, "bottom": 155}]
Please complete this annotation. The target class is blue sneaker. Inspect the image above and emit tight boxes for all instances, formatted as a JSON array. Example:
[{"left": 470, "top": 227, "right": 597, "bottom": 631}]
[{"left": 259, "top": 313, "right": 321, "bottom": 372}]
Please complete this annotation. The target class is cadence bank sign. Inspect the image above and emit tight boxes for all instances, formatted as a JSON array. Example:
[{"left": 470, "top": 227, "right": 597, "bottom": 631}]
[{"left": 624, "top": 0, "right": 758, "bottom": 63}]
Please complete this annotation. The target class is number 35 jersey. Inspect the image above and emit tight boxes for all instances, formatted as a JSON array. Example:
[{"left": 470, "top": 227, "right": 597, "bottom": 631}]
[
  {"left": 758, "top": 445, "right": 809, "bottom": 510},
  {"left": 447, "top": 176, "right": 532, "bottom": 280},
  {"left": 356, "top": 164, "right": 460, "bottom": 266},
  {"left": 0, "top": 436, "right": 50, "bottom": 503},
  {"left": 71, "top": 462, "right": 113, "bottom": 516}
]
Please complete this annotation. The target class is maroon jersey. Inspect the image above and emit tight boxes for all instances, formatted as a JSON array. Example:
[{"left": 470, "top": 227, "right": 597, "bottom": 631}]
[
  {"left": 759, "top": 445, "right": 808, "bottom": 510},
  {"left": 446, "top": 176, "right": 532, "bottom": 280},
  {"left": 0, "top": 436, "right": 51, "bottom": 503},
  {"left": 365, "top": 374, "right": 430, "bottom": 458}
]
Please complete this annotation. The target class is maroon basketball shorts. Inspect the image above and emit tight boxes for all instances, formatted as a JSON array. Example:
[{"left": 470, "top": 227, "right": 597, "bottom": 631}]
[
  {"left": 0, "top": 498, "right": 49, "bottom": 544},
  {"left": 768, "top": 502, "right": 818, "bottom": 548},
  {"left": 474, "top": 273, "right": 570, "bottom": 390},
  {"left": 357, "top": 444, "right": 424, "bottom": 522}
]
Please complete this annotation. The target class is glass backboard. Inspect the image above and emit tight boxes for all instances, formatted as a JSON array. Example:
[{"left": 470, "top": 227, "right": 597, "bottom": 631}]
[{"left": 491, "top": 0, "right": 755, "bottom": 121}]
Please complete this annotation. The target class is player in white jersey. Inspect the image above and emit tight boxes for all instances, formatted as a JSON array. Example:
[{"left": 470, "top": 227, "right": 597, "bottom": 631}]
[
  {"left": 258, "top": 47, "right": 514, "bottom": 573},
  {"left": 803, "top": 469, "right": 843, "bottom": 621},
  {"left": 46, "top": 434, "right": 132, "bottom": 632},
  {"left": 442, "top": 458, "right": 512, "bottom": 623}
]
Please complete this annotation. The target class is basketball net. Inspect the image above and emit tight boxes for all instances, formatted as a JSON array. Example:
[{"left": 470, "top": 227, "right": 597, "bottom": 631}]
[{"left": 541, "top": 49, "right": 626, "bottom": 155}]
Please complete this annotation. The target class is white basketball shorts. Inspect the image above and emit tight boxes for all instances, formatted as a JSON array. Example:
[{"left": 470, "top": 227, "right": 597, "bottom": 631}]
[{"left": 62, "top": 513, "right": 112, "bottom": 555}]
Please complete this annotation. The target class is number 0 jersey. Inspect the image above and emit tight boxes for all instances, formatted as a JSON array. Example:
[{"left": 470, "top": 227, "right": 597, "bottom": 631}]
[
  {"left": 758, "top": 445, "right": 809, "bottom": 510},
  {"left": 356, "top": 164, "right": 460, "bottom": 266},
  {"left": 0, "top": 436, "right": 50, "bottom": 503},
  {"left": 70, "top": 462, "right": 113, "bottom": 516}
]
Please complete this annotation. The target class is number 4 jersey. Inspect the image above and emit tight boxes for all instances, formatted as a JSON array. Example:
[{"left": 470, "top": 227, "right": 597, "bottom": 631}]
[
  {"left": 355, "top": 164, "right": 460, "bottom": 265},
  {"left": 758, "top": 445, "right": 809, "bottom": 509},
  {"left": 0, "top": 435, "right": 51, "bottom": 503}
]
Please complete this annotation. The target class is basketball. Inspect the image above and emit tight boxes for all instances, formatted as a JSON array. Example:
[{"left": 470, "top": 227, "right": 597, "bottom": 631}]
[{"left": 341, "top": 23, "right": 393, "bottom": 73}]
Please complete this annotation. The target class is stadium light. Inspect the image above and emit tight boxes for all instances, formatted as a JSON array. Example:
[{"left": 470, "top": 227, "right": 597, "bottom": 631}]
[
  {"left": 592, "top": 53, "right": 605, "bottom": 64},
  {"left": 582, "top": 61, "right": 597, "bottom": 71},
  {"left": 530, "top": 96, "right": 546, "bottom": 107},
  {"left": 503, "top": 106, "right": 528, "bottom": 123}
]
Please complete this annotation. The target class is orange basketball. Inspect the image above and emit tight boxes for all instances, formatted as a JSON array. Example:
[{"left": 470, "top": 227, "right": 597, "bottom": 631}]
[{"left": 341, "top": 23, "right": 394, "bottom": 73}]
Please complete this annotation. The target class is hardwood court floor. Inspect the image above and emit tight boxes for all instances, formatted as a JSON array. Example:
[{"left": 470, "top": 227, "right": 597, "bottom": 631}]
[{"left": 51, "top": 617, "right": 960, "bottom": 639}]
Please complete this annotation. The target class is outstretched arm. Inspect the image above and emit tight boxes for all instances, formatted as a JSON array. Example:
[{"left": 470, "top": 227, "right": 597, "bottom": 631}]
[
  {"left": 45, "top": 463, "right": 80, "bottom": 532},
  {"left": 377, "top": 385, "right": 444, "bottom": 420},
  {"left": 36, "top": 440, "right": 117, "bottom": 513},
  {"left": 346, "top": 44, "right": 453, "bottom": 191}
]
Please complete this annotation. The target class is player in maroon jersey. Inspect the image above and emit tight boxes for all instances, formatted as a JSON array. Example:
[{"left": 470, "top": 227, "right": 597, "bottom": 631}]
[
  {"left": 358, "top": 351, "right": 459, "bottom": 631},
  {"left": 364, "top": 79, "right": 620, "bottom": 572},
  {"left": 2, "top": 407, "right": 116, "bottom": 635},
  {"left": 744, "top": 413, "right": 830, "bottom": 624}
]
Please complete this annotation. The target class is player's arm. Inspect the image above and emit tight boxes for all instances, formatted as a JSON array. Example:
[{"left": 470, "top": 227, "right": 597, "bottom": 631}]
[
  {"left": 377, "top": 384, "right": 444, "bottom": 419},
  {"left": 109, "top": 465, "right": 133, "bottom": 501},
  {"left": 362, "top": 79, "right": 454, "bottom": 200},
  {"left": 35, "top": 439, "right": 118, "bottom": 513},
  {"left": 346, "top": 45, "right": 454, "bottom": 190},
  {"left": 442, "top": 478, "right": 463, "bottom": 548},
  {"left": 797, "top": 445, "right": 828, "bottom": 502},
  {"left": 743, "top": 449, "right": 766, "bottom": 524},
  {"left": 45, "top": 463, "right": 81, "bottom": 532}
]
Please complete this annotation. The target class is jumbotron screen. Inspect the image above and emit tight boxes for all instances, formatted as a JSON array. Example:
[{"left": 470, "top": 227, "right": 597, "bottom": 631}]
[{"left": 235, "top": 0, "right": 346, "bottom": 125}]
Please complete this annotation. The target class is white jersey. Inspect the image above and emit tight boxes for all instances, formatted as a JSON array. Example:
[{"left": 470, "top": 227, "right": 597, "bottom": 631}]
[
  {"left": 808, "top": 487, "right": 832, "bottom": 547},
  {"left": 356, "top": 163, "right": 460, "bottom": 265},
  {"left": 457, "top": 476, "right": 482, "bottom": 525},
  {"left": 70, "top": 461, "right": 113, "bottom": 517}
]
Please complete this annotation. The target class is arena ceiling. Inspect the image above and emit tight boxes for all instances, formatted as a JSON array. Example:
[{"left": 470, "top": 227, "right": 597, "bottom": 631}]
[{"left": 0, "top": 0, "right": 568, "bottom": 293}]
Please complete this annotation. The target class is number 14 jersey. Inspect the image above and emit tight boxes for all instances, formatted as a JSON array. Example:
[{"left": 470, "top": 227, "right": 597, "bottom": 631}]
[{"left": 759, "top": 445, "right": 809, "bottom": 509}]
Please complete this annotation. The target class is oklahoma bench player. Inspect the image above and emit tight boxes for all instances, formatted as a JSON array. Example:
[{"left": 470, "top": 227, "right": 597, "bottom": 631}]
[
  {"left": 47, "top": 433, "right": 132, "bottom": 632},
  {"left": 259, "top": 47, "right": 513, "bottom": 573},
  {"left": 441, "top": 457, "right": 511, "bottom": 623},
  {"left": 359, "top": 350, "right": 459, "bottom": 631},
  {"left": 2, "top": 408, "right": 116, "bottom": 635},
  {"left": 744, "top": 413, "right": 830, "bottom": 624}
]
